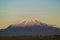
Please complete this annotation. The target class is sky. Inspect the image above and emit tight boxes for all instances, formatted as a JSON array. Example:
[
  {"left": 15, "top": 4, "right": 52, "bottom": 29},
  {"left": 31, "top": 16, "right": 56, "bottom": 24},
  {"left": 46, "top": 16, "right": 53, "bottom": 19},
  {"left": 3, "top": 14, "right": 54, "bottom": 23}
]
[{"left": 0, "top": 0, "right": 60, "bottom": 29}]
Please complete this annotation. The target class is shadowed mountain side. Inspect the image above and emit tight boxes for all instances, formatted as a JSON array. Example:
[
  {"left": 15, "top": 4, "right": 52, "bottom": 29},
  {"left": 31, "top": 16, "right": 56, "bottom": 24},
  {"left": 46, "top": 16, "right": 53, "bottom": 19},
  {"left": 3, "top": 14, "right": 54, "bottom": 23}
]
[
  {"left": 0, "top": 24, "right": 60, "bottom": 36},
  {"left": 0, "top": 19, "right": 60, "bottom": 36}
]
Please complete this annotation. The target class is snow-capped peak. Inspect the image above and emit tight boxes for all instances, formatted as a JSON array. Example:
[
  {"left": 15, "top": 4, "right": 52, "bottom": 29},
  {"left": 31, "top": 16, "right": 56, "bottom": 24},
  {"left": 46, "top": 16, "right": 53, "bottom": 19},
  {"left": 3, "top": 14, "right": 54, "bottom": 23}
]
[
  {"left": 12, "top": 18, "right": 41, "bottom": 27},
  {"left": 25, "top": 18, "right": 39, "bottom": 24},
  {"left": 20, "top": 18, "right": 40, "bottom": 26}
]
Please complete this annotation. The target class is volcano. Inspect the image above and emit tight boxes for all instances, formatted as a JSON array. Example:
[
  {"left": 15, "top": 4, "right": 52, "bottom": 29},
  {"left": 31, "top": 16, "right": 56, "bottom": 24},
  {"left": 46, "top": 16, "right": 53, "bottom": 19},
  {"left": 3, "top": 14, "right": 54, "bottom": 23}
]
[
  {"left": 0, "top": 19, "right": 60, "bottom": 36},
  {"left": 15, "top": 18, "right": 40, "bottom": 27}
]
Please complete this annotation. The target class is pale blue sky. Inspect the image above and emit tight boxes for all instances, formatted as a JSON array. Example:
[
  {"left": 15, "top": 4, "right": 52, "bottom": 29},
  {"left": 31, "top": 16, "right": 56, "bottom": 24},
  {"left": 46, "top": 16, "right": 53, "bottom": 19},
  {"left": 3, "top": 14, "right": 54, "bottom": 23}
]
[
  {"left": 0, "top": 0, "right": 60, "bottom": 17},
  {"left": 0, "top": 0, "right": 60, "bottom": 12},
  {"left": 0, "top": 0, "right": 60, "bottom": 29}
]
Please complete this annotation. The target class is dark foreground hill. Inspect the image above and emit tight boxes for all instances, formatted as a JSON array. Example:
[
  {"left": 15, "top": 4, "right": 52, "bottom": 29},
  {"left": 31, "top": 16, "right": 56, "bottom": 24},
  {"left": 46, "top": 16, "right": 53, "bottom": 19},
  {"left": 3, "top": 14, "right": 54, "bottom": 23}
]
[{"left": 0, "top": 35, "right": 60, "bottom": 40}]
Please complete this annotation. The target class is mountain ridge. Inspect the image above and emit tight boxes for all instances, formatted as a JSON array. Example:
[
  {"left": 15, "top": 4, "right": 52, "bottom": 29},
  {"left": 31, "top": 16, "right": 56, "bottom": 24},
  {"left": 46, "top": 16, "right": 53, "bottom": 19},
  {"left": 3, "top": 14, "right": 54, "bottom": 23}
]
[
  {"left": 0, "top": 19, "right": 60, "bottom": 36},
  {"left": 14, "top": 18, "right": 40, "bottom": 27}
]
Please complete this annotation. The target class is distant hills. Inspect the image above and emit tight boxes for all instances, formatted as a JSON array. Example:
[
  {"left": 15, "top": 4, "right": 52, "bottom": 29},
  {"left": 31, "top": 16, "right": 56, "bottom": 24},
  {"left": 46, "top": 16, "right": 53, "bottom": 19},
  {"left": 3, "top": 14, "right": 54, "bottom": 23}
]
[{"left": 0, "top": 19, "right": 60, "bottom": 36}]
